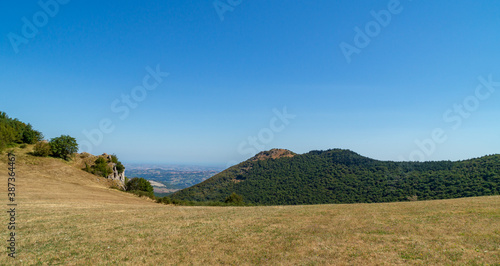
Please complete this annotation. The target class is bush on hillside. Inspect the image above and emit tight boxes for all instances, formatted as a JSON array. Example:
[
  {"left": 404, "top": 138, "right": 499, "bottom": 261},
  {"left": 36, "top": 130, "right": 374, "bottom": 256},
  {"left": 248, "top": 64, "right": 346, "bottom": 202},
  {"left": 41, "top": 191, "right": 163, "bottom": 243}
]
[
  {"left": 33, "top": 141, "right": 51, "bottom": 157},
  {"left": 126, "top": 177, "right": 154, "bottom": 194},
  {"left": 111, "top": 154, "right": 118, "bottom": 164},
  {"left": 224, "top": 192, "right": 244, "bottom": 205},
  {"left": 157, "top": 196, "right": 172, "bottom": 204},
  {"left": 126, "top": 178, "right": 155, "bottom": 199},
  {"left": 116, "top": 161, "right": 125, "bottom": 174},
  {"left": 90, "top": 157, "right": 113, "bottom": 177}
]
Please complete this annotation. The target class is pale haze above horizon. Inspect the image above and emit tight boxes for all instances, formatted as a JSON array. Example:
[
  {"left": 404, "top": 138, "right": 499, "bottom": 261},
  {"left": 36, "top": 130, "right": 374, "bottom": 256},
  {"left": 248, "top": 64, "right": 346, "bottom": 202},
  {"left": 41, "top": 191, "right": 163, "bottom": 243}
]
[{"left": 1, "top": 0, "right": 499, "bottom": 167}]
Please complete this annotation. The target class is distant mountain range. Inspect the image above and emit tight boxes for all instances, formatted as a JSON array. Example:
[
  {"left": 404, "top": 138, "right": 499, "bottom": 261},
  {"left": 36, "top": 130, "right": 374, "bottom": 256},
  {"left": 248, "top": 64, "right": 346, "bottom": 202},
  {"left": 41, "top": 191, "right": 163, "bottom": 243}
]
[{"left": 171, "top": 149, "right": 500, "bottom": 205}]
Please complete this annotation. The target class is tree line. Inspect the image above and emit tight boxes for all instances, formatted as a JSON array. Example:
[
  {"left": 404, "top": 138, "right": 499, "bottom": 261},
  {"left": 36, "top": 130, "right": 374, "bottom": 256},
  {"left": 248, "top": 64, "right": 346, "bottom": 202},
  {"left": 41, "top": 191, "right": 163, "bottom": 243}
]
[{"left": 0, "top": 112, "right": 43, "bottom": 151}]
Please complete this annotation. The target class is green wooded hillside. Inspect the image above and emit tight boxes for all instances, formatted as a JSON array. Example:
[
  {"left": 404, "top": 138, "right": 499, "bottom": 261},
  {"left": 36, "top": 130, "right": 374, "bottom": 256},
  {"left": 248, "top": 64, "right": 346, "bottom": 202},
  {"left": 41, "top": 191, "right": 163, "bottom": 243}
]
[
  {"left": 171, "top": 149, "right": 500, "bottom": 205},
  {"left": 0, "top": 111, "right": 43, "bottom": 151}
]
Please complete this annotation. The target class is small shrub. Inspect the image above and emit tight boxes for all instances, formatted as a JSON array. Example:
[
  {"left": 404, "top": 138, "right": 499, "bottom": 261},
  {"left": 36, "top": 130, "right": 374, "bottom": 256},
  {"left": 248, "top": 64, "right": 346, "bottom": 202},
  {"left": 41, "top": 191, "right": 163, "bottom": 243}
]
[
  {"left": 82, "top": 157, "right": 113, "bottom": 177},
  {"left": 33, "top": 141, "right": 51, "bottom": 157},
  {"left": 157, "top": 197, "right": 173, "bottom": 204},
  {"left": 116, "top": 161, "right": 125, "bottom": 174},
  {"left": 20, "top": 144, "right": 27, "bottom": 149},
  {"left": 111, "top": 154, "right": 118, "bottom": 164},
  {"left": 224, "top": 192, "right": 244, "bottom": 205},
  {"left": 92, "top": 157, "right": 113, "bottom": 177}
]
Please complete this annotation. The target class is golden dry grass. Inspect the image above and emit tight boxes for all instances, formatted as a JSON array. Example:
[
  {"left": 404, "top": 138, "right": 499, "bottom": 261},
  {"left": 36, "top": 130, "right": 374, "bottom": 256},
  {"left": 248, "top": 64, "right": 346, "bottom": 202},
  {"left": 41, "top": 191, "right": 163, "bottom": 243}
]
[{"left": 0, "top": 146, "right": 499, "bottom": 265}]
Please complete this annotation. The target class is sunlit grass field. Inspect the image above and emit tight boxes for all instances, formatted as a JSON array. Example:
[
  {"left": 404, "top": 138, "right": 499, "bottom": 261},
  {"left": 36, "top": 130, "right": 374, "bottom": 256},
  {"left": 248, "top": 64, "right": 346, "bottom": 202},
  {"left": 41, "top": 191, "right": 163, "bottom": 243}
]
[{"left": 1, "top": 147, "right": 499, "bottom": 265}]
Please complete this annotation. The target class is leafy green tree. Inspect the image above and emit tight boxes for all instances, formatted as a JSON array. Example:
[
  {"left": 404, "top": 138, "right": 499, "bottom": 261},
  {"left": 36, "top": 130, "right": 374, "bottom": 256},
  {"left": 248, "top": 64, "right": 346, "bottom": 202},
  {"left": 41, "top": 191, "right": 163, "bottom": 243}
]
[
  {"left": 0, "top": 122, "right": 18, "bottom": 151},
  {"left": 126, "top": 177, "right": 154, "bottom": 194},
  {"left": 126, "top": 177, "right": 155, "bottom": 199},
  {"left": 22, "top": 124, "right": 43, "bottom": 144},
  {"left": 49, "top": 135, "right": 78, "bottom": 160},
  {"left": 0, "top": 112, "right": 44, "bottom": 152}
]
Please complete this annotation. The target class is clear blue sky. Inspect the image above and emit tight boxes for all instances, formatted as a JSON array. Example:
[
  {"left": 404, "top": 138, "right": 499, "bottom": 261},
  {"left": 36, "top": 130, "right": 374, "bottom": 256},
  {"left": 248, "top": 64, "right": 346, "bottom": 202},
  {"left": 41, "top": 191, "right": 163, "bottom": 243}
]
[{"left": 1, "top": 0, "right": 499, "bottom": 166}]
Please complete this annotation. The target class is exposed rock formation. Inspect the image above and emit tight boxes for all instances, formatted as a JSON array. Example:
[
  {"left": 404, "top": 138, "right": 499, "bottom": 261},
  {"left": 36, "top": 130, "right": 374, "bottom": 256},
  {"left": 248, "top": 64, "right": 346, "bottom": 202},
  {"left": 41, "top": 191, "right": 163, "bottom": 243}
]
[
  {"left": 251, "top": 149, "right": 296, "bottom": 161},
  {"left": 102, "top": 153, "right": 126, "bottom": 189},
  {"left": 75, "top": 152, "right": 126, "bottom": 189}
]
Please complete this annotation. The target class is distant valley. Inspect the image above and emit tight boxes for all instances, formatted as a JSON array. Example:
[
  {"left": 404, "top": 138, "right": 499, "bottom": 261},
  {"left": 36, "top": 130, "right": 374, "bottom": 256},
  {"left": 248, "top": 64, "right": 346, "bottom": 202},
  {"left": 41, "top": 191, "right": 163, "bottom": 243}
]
[{"left": 125, "top": 163, "right": 223, "bottom": 194}]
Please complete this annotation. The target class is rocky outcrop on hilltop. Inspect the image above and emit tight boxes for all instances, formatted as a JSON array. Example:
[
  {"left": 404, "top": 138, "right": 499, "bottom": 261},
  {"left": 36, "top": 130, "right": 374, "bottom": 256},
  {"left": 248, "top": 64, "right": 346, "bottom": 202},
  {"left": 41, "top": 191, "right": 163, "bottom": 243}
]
[
  {"left": 75, "top": 152, "right": 126, "bottom": 189},
  {"left": 251, "top": 149, "right": 296, "bottom": 161},
  {"left": 102, "top": 153, "right": 126, "bottom": 188}
]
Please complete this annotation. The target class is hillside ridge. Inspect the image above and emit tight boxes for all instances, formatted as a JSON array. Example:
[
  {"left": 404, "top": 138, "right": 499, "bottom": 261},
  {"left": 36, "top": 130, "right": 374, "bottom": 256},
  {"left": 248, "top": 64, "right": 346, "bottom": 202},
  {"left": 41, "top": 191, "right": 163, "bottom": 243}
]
[
  {"left": 0, "top": 145, "right": 151, "bottom": 205},
  {"left": 171, "top": 148, "right": 500, "bottom": 205}
]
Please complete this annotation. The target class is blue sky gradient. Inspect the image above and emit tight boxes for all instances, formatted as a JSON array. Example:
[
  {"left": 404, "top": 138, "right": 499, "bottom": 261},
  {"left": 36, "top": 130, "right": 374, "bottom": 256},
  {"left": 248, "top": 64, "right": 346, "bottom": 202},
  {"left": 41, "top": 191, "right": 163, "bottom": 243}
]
[{"left": 1, "top": 0, "right": 499, "bottom": 166}]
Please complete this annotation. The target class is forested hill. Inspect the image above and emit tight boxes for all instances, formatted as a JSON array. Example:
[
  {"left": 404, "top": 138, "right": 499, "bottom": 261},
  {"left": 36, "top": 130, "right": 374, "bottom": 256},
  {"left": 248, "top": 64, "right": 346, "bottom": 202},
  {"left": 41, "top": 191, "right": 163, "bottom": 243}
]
[
  {"left": 0, "top": 112, "right": 43, "bottom": 151},
  {"left": 171, "top": 149, "right": 500, "bottom": 205}
]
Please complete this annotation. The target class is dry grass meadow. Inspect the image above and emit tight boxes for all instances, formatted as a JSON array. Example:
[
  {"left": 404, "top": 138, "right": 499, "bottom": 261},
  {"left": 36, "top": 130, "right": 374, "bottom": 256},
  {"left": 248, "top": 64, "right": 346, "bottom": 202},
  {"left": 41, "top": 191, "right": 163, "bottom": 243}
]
[{"left": 0, "top": 146, "right": 499, "bottom": 265}]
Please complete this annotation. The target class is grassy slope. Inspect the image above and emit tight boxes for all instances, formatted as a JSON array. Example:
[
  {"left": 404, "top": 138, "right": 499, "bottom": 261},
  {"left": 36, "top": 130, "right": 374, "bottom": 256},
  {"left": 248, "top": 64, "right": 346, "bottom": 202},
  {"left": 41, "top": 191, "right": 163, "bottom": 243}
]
[{"left": 0, "top": 146, "right": 499, "bottom": 265}]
